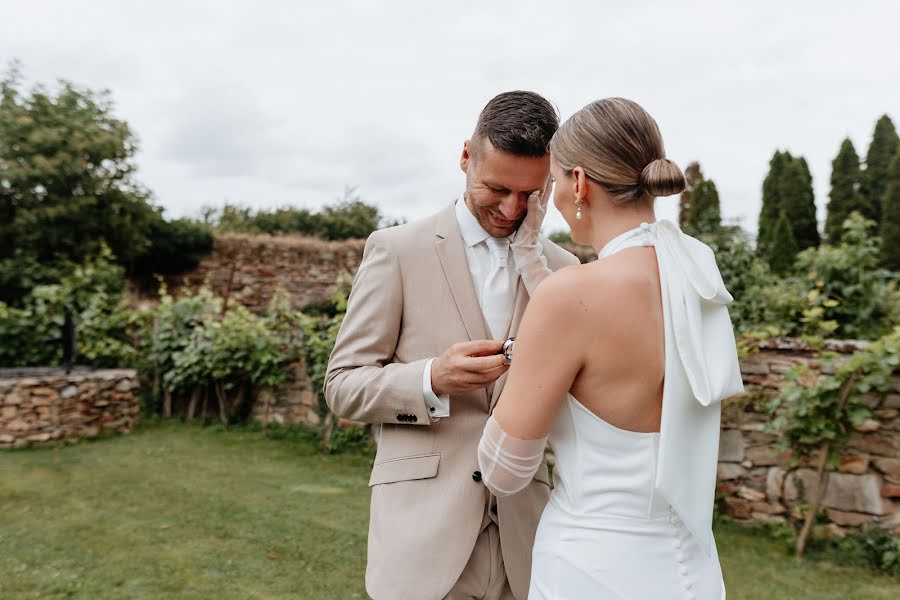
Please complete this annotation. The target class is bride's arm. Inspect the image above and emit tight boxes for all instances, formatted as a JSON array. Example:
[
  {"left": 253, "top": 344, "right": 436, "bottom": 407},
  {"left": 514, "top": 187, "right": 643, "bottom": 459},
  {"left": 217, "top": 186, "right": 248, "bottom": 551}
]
[
  {"left": 477, "top": 268, "right": 587, "bottom": 496},
  {"left": 512, "top": 185, "right": 554, "bottom": 296}
]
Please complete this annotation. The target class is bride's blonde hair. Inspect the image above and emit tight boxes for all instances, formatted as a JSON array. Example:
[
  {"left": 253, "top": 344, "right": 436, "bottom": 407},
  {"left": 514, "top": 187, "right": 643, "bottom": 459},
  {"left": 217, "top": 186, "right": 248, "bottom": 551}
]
[{"left": 549, "top": 97, "right": 685, "bottom": 205}]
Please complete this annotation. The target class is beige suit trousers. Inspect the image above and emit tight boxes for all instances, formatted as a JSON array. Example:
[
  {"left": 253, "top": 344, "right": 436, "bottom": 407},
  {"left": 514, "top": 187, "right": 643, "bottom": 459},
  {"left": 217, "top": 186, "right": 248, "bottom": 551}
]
[{"left": 443, "top": 492, "right": 515, "bottom": 600}]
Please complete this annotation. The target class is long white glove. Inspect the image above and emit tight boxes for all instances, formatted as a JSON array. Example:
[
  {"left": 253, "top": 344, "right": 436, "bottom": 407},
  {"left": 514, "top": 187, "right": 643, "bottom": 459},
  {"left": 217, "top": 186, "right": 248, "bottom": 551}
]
[
  {"left": 477, "top": 413, "right": 547, "bottom": 496},
  {"left": 511, "top": 180, "right": 554, "bottom": 296}
]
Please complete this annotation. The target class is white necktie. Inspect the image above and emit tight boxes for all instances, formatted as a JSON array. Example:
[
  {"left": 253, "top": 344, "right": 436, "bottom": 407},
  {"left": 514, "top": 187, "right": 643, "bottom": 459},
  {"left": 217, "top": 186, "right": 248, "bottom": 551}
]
[{"left": 483, "top": 237, "right": 514, "bottom": 340}]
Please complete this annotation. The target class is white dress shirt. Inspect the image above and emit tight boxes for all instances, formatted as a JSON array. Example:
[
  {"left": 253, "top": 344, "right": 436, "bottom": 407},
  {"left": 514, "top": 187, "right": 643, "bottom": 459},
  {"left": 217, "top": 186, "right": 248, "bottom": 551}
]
[{"left": 423, "top": 198, "right": 520, "bottom": 418}]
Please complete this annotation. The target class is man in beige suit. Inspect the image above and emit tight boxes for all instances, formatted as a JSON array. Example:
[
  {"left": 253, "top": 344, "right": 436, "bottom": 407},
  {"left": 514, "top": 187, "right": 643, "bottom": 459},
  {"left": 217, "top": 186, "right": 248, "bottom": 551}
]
[{"left": 325, "top": 91, "right": 579, "bottom": 600}]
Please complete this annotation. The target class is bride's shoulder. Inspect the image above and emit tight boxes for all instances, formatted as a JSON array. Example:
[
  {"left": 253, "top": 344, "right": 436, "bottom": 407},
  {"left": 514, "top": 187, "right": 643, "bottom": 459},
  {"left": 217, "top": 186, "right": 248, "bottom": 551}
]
[{"left": 529, "top": 262, "right": 618, "bottom": 313}]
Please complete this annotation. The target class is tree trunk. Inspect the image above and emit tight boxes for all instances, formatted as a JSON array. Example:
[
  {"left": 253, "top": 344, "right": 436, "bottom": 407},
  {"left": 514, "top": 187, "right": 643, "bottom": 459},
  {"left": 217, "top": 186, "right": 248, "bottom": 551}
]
[
  {"left": 162, "top": 387, "right": 172, "bottom": 418},
  {"left": 319, "top": 411, "right": 336, "bottom": 452},
  {"left": 152, "top": 367, "right": 160, "bottom": 413},
  {"left": 262, "top": 388, "right": 272, "bottom": 438},
  {"left": 228, "top": 382, "right": 248, "bottom": 422},
  {"left": 200, "top": 384, "right": 209, "bottom": 426},
  {"left": 795, "top": 443, "right": 831, "bottom": 557},
  {"left": 214, "top": 381, "right": 229, "bottom": 429},
  {"left": 794, "top": 369, "right": 861, "bottom": 557},
  {"left": 220, "top": 262, "right": 236, "bottom": 317},
  {"left": 186, "top": 386, "right": 201, "bottom": 421}
]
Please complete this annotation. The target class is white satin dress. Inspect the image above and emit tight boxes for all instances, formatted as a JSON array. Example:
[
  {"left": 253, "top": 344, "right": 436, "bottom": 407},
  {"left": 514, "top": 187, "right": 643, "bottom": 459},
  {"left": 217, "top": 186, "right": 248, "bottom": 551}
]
[{"left": 527, "top": 221, "right": 743, "bottom": 600}]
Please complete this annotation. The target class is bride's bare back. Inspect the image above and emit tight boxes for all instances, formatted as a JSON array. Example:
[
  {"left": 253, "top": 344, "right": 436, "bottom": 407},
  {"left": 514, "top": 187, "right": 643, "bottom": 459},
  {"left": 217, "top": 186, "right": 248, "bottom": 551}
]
[
  {"left": 569, "top": 245, "right": 664, "bottom": 433},
  {"left": 492, "top": 242, "right": 665, "bottom": 440}
]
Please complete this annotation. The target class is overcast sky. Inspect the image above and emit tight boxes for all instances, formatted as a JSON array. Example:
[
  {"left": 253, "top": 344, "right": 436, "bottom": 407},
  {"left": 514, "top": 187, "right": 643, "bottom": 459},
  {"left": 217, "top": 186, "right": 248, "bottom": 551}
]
[{"left": 2, "top": 0, "right": 899, "bottom": 235}]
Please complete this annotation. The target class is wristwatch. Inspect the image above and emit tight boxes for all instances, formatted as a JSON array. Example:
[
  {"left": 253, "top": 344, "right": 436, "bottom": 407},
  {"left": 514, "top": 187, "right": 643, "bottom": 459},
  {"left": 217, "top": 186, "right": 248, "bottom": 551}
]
[{"left": 501, "top": 337, "right": 515, "bottom": 366}]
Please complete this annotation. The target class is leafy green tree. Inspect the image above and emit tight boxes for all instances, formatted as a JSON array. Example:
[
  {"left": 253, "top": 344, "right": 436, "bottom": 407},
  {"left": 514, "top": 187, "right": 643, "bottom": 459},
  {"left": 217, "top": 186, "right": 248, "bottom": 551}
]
[
  {"left": 0, "top": 64, "right": 210, "bottom": 302},
  {"left": 862, "top": 115, "right": 899, "bottom": 223},
  {"left": 825, "top": 139, "right": 865, "bottom": 242},
  {"left": 768, "top": 210, "right": 799, "bottom": 275},
  {"left": 1, "top": 66, "right": 151, "bottom": 291},
  {"left": 678, "top": 162, "right": 721, "bottom": 237},
  {"left": 757, "top": 150, "right": 792, "bottom": 254},
  {"left": 780, "top": 158, "right": 820, "bottom": 250},
  {"left": 880, "top": 151, "right": 900, "bottom": 270}
]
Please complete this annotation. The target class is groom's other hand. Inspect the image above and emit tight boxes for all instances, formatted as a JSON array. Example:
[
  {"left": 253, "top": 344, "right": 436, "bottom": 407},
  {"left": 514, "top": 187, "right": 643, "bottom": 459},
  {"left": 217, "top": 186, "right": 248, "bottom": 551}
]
[{"left": 431, "top": 340, "right": 508, "bottom": 396}]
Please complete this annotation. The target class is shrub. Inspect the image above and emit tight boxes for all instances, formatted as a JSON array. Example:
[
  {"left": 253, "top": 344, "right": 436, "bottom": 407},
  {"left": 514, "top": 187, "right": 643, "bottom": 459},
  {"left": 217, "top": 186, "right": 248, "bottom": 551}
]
[{"left": 0, "top": 245, "right": 143, "bottom": 368}]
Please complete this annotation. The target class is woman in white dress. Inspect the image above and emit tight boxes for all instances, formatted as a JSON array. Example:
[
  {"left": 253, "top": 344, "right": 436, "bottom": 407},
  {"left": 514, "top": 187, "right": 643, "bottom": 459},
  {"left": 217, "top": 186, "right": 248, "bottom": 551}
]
[{"left": 477, "top": 98, "right": 744, "bottom": 599}]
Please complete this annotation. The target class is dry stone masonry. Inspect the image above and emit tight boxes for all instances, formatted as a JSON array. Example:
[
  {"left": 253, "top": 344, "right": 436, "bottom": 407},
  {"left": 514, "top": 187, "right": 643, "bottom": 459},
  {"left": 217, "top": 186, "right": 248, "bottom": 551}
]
[
  {"left": 0, "top": 369, "right": 140, "bottom": 448},
  {"left": 718, "top": 339, "right": 900, "bottom": 535},
  {"left": 249, "top": 360, "right": 321, "bottom": 427},
  {"left": 159, "top": 234, "right": 366, "bottom": 313},
  {"left": 141, "top": 234, "right": 593, "bottom": 313}
]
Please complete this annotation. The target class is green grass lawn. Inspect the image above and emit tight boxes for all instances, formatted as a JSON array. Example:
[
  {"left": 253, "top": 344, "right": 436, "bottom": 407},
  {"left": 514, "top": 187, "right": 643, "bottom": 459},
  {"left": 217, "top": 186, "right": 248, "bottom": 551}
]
[{"left": 1, "top": 420, "right": 898, "bottom": 599}]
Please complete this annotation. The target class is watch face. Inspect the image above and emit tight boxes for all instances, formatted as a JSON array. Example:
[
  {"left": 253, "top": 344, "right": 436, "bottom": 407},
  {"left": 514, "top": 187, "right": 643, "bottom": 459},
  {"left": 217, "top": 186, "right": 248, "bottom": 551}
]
[{"left": 502, "top": 337, "right": 515, "bottom": 365}]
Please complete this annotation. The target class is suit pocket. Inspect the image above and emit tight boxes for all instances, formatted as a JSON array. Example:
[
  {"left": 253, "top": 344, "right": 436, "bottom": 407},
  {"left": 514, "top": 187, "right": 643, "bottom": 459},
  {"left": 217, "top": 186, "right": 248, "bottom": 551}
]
[{"left": 368, "top": 453, "right": 441, "bottom": 486}]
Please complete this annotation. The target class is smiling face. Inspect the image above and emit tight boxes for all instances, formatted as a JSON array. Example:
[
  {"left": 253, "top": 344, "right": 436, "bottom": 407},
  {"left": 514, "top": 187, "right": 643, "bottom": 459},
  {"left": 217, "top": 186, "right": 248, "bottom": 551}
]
[{"left": 460, "top": 137, "right": 551, "bottom": 238}]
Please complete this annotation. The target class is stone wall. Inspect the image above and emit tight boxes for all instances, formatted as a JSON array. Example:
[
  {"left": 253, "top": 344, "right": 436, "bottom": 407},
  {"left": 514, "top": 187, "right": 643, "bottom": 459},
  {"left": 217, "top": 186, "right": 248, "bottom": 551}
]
[
  {"left": 0, "top": 368, "right": 140, "bottom": 448},
  {"left": 150, "top": 234, "right": 366, "bottom": 313},
  {"left": 718, "top": 338, "right": 900, "bottom": 535},
  {"left": 132, "top": 233, "right": 593, "bottom": 313},
  {"left": 249, "top": 361, "right": 321, "bottom": 428}
]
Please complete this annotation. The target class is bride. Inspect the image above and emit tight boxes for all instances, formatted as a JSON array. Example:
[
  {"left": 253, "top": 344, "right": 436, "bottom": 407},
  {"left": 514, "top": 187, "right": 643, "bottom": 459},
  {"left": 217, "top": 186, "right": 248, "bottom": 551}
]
[{"left": 477, "top": 97, "right": 743, "bottom": 599}]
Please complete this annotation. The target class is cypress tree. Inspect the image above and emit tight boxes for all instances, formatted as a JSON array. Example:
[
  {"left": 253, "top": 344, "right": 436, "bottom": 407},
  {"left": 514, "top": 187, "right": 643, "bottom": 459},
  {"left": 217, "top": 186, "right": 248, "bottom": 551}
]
[
  {"left": 880, "top": 151, "right": 900, "bottom": 271},
  {"left": 780, "top": 158, "right": 820, "bottom": 250},
  {"left": 691, "top": 179, "right": 721, "bottom": 237},
  {"left": 678, "top": 162, "right": 721, "bottom": 237},
  {"left": 758, "top": 150, "right": 792, "bottom": 254},
  {"left": 678, "top": 162, "right": 703, "bottom": 231},
  {"left": 769, "top": 209, "right": 799, "bottom": 275},
  {"left": 825, "top": 138, "right": 864, "bottom": 243},
  {"left": 862, "top": 115, "right": 899, "bottom": 224}
]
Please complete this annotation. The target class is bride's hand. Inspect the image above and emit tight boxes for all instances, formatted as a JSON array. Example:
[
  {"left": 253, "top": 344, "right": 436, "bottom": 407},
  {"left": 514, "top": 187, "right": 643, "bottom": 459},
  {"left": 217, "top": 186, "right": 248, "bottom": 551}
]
[
  {"left": 514, "top": 176, "right": 552, "bottom": 247},
  {"left": 512, "top": 176, "right": 554, "bottom": 295}
]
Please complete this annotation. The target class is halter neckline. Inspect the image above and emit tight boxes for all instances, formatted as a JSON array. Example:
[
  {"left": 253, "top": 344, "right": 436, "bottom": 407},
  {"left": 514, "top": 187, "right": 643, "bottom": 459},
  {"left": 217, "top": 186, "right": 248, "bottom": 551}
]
[{"left": 597, "top": 221, "right": 657, "bottom": 259}]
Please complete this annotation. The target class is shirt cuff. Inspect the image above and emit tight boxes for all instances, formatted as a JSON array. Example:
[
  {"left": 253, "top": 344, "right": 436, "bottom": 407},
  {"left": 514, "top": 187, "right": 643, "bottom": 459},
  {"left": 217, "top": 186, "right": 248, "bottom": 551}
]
[{"left": 423, "top": 358, "right": 450, "bottom": 419}]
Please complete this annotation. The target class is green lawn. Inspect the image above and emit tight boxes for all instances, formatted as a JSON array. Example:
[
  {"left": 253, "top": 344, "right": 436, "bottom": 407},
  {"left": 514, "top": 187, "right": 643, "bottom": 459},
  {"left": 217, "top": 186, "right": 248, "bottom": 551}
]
[{"left": 1, "top": 421, "right": 898, "bottom": 599}]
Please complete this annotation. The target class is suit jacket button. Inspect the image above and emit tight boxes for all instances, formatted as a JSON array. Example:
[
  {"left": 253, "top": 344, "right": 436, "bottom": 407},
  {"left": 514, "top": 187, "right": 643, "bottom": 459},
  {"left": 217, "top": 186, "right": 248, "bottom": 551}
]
[{"left": 472, "top": 470, "right": 482, "bottom": 482}]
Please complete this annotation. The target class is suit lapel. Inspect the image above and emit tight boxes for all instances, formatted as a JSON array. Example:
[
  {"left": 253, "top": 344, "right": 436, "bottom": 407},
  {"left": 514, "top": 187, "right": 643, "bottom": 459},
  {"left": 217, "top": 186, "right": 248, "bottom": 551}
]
[
  {"left": 434, "top": 203, "right": 491, "bottom": 344},
  {"left": 489, "top": 277, "right": 528, "bottom": 411},
  {"left": 434, "top": 203, "right": 493, "bottom": 407}
]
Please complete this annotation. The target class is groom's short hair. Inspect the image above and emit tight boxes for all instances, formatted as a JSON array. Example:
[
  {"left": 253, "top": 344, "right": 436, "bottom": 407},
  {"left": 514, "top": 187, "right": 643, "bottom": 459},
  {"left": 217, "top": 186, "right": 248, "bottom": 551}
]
[{"left": 472, "top": 91, "right": 558, "bottom": 158}]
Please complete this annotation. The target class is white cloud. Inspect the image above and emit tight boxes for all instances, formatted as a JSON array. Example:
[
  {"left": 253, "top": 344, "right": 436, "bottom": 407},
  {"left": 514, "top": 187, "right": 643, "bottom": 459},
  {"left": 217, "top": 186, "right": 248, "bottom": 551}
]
[{"left": 2, "top": 0, "right": 899, "bottom": 235}]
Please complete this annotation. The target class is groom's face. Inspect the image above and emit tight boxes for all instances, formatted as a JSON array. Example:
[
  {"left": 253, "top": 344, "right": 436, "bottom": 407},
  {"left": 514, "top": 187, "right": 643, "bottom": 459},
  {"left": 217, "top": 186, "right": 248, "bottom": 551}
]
[{"left": 460, "top": 138, "right": 550, "bottom": 238}]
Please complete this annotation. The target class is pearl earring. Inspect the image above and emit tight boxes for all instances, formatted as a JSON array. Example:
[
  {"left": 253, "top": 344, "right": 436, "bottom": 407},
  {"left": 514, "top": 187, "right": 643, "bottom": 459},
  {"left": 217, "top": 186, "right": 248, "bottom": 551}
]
[{"left": 575, "top": 199, "right": 583, "bottom": 221}]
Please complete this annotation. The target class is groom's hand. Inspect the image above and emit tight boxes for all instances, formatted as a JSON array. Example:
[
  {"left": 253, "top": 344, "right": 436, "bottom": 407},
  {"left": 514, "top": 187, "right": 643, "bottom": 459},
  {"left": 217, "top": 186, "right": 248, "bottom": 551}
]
[{"left": 431, "top": 340, "right": 508, "bottom": 396}]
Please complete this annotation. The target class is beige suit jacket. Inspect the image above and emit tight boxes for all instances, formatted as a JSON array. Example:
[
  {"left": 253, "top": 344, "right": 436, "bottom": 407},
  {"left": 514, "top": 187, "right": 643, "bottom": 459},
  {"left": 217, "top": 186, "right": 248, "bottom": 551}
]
[{"left": 325, "top": 201, "right": 580, "bottom": 600}]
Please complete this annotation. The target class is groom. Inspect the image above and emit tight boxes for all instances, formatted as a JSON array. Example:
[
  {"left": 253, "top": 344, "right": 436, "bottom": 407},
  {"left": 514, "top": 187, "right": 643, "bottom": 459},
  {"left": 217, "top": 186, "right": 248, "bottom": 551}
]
[{"left": 325, "top": 91, "right": 579, "bottom": 600}]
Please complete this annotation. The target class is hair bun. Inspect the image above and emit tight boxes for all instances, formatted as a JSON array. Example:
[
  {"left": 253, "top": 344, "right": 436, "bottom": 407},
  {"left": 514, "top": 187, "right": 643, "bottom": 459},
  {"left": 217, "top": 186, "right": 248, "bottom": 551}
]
[{"left": 639, "top": 158, "right": 686, "bottom": 198}]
